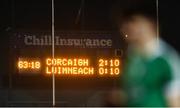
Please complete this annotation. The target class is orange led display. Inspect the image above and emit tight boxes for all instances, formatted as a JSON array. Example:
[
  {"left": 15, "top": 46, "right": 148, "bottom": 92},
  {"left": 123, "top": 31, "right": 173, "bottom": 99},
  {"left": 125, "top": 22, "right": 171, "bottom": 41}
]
[
  {"left": 46, "top": 58, "right": 89, "bottom": 66},
  {"left": 45, "top": 58, "right": 93, "bottom": 75},
  {"left": 98, "top": 59, "right": 120, "bottom": 76},
  {"left": 99, "top": 59, "right": 120, "bottom": 67},
  {"left": 18, "top": 61, "right": 41, "bottom": 69},
  {"left": 17, "top": 58, "right": 120, "bottom": 76},
  {"left": 46, "top": 67, "right": 94, "bottom": 75}
]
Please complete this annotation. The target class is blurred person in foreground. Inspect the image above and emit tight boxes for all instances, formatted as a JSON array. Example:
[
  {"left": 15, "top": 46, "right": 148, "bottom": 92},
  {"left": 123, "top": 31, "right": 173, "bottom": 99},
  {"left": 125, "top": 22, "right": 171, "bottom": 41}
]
[{"left": 109, "top": 0, "right": 180, "bottom": 107}]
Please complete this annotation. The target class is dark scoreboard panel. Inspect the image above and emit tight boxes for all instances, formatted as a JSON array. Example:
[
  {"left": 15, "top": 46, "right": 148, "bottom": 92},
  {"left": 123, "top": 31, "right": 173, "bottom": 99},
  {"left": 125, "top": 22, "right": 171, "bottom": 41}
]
[
  {"left": 10, "top": 31, "right": 124, "bottom": 76},
  {"left": 6, "top": 31, "right": 125, "bottom": 106}
]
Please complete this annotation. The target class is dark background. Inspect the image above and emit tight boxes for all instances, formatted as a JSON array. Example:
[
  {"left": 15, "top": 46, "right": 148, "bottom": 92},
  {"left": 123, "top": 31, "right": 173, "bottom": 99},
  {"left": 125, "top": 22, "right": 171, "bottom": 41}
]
[
  {"left": 0, "top": 0, "right": 180, "bottom": 84},
  {"left": 0, "top": 0, "right": 180, "bottom": 77},
  {"left": 0, "top": 0, "right": 180, "bottom": 106},
  {"left": 159, "top": 0, "right": 180, "bottom": 52},
  {"left": 1, "top": 0, "right": 180, "bottom": 50}
]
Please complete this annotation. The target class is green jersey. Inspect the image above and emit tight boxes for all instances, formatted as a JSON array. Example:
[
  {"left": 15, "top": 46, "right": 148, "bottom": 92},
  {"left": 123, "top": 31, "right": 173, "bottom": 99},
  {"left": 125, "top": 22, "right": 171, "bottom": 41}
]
[{"left": 122, "top": 40, "right": 179, "bottom": 107}]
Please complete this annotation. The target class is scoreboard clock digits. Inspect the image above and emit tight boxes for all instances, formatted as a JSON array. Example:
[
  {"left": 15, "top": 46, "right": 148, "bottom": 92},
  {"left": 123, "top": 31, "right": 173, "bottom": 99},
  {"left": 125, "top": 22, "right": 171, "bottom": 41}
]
[{"left": 18, "top": 60, "right": 41, "bottom": 69}]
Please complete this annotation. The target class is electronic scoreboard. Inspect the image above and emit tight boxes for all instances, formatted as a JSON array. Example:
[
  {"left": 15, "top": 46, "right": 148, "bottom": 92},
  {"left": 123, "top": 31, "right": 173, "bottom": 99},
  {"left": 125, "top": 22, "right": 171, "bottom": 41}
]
[{"left": 6, "top": 31, "right": 125, "bottom": 106}]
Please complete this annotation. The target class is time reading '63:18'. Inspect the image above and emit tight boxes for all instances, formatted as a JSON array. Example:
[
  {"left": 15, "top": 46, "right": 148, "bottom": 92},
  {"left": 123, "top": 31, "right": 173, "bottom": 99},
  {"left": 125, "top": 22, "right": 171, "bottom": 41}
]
[{"left": 18, "top": 61, "right": 41, "bottom": 69}]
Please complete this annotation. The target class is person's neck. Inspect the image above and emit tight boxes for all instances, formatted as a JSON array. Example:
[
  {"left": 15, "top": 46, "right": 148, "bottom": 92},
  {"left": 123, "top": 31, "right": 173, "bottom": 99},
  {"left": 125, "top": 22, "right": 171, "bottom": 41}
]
[{"left": 141, "top": 37, "right": 158, "bottom": 57}]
